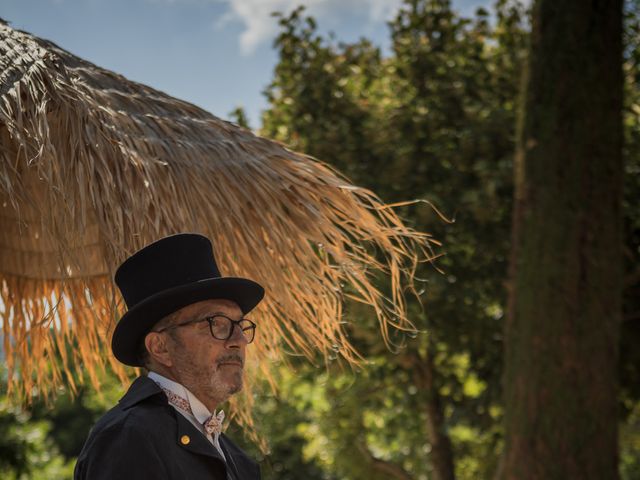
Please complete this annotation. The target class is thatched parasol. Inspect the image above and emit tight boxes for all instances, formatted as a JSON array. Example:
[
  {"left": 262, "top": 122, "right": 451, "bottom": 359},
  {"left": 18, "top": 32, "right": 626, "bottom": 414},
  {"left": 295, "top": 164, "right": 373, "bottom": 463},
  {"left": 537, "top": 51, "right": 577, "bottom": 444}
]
[{"left": 0, "top": 19, "right": 435, "bottom": 410}]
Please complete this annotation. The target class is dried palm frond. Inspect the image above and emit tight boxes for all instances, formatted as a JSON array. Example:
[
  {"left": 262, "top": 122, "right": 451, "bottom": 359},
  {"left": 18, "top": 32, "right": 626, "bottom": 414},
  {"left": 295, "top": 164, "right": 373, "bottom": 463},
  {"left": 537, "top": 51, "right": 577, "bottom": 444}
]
[{"left": 0, "top": 19, "right": 437, "bottom": 409}]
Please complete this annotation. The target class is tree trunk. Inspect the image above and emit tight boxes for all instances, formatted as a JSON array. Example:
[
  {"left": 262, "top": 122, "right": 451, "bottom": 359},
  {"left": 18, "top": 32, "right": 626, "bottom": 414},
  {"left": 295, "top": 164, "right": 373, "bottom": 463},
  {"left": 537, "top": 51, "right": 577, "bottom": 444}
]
[
  {"left": 502, "top": 1, "right": 623, "bottom": 479},
  {"left": 410, "top": 348, "right": 456, "bottom": 480},
  {"left": 423, "top": 348, "right": 456, "bottom": 480}
]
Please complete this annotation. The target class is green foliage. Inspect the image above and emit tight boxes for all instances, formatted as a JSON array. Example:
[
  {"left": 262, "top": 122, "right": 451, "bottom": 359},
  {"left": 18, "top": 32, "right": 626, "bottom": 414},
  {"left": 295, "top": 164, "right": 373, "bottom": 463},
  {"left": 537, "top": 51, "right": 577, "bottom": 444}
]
[
  {"left": 0, "top": 359, "right": 123, "bottom": 479},
  {"left": 261, "top": 1, "right": 528, "bottom": 477},
  {"left": 28, "top": 381, "right": 122, "bottom": 461},
  {"left": 229, "top": 106, "right": 252, "bottom": 130},
  {"left": 621, "top": 402, "right": 640, "bottom": 480},
  {"left": 0, "top": 397, "right": 74, "bottom": 479},
  {"left": 227, "top": 368, "right": 334, "bottom": 480}
]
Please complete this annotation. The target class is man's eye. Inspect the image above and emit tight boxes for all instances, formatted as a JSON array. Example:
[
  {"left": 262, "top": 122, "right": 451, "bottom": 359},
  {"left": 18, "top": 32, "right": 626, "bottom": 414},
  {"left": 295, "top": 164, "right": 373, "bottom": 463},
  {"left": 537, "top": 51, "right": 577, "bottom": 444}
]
[{"left": 210, "top": 318, "right": 226, "bottom": 329}]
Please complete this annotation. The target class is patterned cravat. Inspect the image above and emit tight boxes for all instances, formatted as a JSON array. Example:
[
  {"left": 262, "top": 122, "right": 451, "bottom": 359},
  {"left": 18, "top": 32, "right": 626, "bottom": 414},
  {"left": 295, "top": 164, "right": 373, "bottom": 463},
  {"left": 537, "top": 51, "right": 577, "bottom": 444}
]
[{"left": 161, "top": 387, "right": 225, "bottom": 436}]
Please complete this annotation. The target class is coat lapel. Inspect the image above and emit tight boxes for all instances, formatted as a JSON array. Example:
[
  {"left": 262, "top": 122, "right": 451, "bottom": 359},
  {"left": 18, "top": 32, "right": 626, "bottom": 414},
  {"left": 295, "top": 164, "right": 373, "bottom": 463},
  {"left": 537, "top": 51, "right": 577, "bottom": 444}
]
[
  {"left": 174, "top": 413, "right": 225, "bottom": 462},
  {"left": 219, "top": 436, "right": 240, "bottom": 480}
]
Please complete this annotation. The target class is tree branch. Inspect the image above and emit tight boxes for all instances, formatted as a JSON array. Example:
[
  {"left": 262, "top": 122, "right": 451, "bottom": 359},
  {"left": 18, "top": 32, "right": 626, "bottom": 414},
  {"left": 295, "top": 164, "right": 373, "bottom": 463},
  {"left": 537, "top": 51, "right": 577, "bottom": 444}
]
[{"left": 355, "top": 440, "right": 415, "bottom": 480}]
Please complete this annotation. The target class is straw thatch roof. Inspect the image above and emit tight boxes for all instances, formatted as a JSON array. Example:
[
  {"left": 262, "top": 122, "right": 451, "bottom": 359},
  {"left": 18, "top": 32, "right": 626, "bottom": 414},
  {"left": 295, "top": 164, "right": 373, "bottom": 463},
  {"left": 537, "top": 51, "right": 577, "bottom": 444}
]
[{"left": 0, "top": 19, "right": 436, "bottom": 408}]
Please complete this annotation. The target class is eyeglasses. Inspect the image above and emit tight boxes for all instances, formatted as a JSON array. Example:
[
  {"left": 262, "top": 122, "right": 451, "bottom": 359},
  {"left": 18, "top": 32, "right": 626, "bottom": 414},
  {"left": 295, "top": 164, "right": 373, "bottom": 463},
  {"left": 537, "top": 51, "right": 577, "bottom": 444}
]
[{"left": 155, "top": 314, "right": 256, "bottom": 343}]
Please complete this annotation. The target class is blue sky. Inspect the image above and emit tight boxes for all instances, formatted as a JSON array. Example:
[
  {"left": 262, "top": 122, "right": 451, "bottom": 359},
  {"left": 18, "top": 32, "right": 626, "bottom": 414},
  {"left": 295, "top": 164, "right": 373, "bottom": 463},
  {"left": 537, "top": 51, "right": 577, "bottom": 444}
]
[{"left": 3, "top": 0, "right": 491, "bottom": 128}]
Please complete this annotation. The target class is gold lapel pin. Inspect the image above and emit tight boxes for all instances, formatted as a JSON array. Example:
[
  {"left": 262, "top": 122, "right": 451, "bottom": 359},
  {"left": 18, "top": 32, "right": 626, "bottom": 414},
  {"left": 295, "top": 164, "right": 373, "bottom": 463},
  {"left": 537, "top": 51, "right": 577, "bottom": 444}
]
[{"left": 180, "top": 435, "right": 191, "bottom": 445}]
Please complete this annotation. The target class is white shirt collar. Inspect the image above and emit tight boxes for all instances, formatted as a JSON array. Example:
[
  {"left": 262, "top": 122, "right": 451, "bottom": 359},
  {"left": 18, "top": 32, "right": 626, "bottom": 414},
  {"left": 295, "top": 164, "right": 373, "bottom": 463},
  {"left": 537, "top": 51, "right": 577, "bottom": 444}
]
[{"left": 147, "top": 371, "right": 214, "bottom": 425}]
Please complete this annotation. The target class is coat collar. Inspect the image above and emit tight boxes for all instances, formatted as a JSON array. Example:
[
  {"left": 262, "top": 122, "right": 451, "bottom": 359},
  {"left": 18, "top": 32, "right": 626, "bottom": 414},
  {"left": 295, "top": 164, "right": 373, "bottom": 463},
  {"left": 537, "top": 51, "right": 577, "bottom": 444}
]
[
  {"left": 147, "top": 371, "right": 219, "bottom": 427},
  {"left": 118, "top": 375, "right": 166, "bottom": 410}
]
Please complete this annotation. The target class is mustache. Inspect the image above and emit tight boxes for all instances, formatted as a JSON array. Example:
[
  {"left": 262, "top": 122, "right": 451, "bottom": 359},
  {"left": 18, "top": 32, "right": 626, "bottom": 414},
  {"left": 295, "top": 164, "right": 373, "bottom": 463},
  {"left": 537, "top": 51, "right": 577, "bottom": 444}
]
[{"left": 216, "top": 354, "right": 244, "bottom": 367}]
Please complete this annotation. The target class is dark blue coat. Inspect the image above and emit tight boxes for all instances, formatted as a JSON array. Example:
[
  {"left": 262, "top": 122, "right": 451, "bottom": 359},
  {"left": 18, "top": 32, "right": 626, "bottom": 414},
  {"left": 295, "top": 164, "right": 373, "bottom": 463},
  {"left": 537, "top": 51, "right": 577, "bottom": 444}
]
[{"left": 74, "top": 376, "right": 261, "bottom": 480}]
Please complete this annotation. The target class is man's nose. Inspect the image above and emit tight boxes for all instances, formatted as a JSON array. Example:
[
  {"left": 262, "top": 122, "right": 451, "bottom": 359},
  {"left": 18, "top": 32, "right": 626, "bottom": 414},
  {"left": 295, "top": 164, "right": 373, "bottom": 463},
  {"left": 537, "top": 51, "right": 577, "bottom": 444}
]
[{"left": 225, "top": 324, "right": 249, "bottom": 348}]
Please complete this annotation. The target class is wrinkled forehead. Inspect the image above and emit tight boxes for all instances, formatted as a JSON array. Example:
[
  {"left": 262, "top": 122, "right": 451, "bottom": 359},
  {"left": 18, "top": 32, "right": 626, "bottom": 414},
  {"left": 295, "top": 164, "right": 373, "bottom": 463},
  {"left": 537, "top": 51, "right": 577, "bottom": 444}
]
[{"left": 178, "top": 299, "right": 242, "bottom": 321}]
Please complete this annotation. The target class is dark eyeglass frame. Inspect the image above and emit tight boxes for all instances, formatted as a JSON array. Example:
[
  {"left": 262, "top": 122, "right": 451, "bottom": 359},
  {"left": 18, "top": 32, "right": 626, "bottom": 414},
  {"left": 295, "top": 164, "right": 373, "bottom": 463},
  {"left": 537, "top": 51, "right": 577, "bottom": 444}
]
[{"left": 155, "top": 314, "right": 256, "bottom": 343}]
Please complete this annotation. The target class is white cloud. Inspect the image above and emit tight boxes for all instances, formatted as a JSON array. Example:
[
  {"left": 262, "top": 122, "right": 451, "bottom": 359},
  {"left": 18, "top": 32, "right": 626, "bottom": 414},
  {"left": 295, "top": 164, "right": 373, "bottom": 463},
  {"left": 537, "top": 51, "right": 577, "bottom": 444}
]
[{"left": 220, "top": 0, "right": 402, "bottom": 55}]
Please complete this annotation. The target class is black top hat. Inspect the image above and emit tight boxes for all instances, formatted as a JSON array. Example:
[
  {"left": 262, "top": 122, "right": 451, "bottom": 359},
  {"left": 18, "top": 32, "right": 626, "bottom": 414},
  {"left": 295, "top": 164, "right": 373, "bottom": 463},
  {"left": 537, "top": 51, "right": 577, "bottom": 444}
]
[{"left": 111, "top": 233, "right": 265, "bottom": 366}]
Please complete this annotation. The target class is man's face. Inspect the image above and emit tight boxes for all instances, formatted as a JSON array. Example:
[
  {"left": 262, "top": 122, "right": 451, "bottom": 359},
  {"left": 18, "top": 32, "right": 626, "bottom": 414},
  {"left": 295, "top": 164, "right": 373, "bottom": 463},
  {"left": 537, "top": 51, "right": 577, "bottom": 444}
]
[{"left": 162, "top": 298, "right": 249, "bottom": 407}]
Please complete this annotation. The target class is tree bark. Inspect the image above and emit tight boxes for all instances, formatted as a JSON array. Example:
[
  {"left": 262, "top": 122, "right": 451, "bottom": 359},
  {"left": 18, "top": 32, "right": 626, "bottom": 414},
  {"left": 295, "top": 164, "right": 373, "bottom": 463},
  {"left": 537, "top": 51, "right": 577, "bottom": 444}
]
[
  {"left": 502, "top": 1, "right": 623, "bottom": 479},
  {"left": 410, "top": 349, "right": 456, "bottom": 480}
]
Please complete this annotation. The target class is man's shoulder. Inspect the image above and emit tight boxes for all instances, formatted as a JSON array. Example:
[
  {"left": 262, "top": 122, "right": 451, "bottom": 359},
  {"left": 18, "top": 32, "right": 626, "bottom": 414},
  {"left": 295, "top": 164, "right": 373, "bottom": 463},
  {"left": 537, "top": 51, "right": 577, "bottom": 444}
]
[
  {"left": 75, "top": 382, "right": 181, "bottom": 480},
  {"left": 93, "top": 396, "right": 170, "bottom": 433},
  {"left": 89, "top": 376, "right": 172, "bottom": 438}
]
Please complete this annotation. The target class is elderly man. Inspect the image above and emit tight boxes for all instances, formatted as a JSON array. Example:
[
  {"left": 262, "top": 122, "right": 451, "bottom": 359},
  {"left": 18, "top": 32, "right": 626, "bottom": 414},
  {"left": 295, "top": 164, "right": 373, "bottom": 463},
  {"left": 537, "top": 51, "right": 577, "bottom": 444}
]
[{"left": 75, "top": 233, "right": 264, "bottom": 480}]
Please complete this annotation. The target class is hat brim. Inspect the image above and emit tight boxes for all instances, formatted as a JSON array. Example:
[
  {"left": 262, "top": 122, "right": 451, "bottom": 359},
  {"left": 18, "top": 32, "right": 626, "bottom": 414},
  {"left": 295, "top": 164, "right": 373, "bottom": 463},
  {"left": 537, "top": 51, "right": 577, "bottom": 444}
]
[{"left": 111, "top": 277, "right": 265, "bottom": 366}]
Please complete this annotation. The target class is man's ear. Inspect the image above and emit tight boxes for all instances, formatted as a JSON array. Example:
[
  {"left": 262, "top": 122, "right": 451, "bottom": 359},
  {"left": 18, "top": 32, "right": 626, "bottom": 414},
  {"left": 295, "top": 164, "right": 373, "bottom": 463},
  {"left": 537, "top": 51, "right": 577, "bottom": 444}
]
[{"left": 144, "top": 332, "right": 174, "bottom": 368}]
